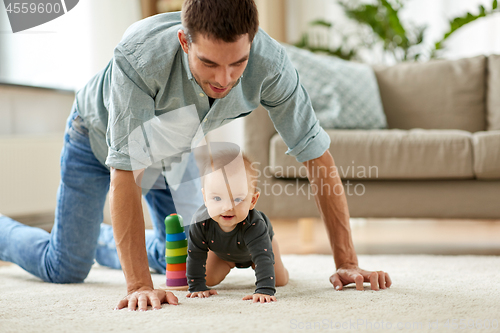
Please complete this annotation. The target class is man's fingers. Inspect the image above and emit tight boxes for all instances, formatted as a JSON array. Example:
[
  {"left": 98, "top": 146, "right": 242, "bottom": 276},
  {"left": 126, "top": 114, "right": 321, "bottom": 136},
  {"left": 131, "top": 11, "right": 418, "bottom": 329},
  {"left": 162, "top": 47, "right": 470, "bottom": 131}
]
[
  {"left": 138, "top": 295, "right": 148, "bottom": 311},
  {"left": 385, "top": 272, "right": 392, "bottom": 288},
  {"left": 368, "top": 271, "right": 379, "bottom": 291},
  {"left": 117, "top": 288, "right": 175, "bottom": 311},
  {"left": 165, "top": 292, "right": 178, "bottom": 305},
  {"left": 128, "top": 295, "right": 138, "bottom": 311},
  {"left": 115, "top": 299, "right": 128, "bottom": 310},
  {"left": 377, "top": 271, "right": 387, "bottom": 289},
  {"left": 150, "top": 295, "right": 161, "bottom": 310},
  {"left": 329, "top": 273, "right": 343, "bottom": 291},
  {"left": 354, "top": 274, "right": 364, "bottom": 291},
  {"left": 334, "top": 266, "right": 392, "bottom": 292}
]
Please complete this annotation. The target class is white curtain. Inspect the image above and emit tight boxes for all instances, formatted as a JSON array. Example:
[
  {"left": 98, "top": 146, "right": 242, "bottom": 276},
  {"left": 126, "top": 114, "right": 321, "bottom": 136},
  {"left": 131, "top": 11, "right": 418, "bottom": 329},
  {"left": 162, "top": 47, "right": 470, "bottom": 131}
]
[{"left": 0, "top": 0, "right": 141, "bottom": 91}]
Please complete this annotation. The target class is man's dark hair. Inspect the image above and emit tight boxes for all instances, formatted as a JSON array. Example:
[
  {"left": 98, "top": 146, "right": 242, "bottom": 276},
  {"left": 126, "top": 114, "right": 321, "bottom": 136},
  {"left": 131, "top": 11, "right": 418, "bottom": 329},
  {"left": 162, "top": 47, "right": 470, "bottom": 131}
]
[{"left": 181, "top": 0, "right": 259, "bottom": 43}]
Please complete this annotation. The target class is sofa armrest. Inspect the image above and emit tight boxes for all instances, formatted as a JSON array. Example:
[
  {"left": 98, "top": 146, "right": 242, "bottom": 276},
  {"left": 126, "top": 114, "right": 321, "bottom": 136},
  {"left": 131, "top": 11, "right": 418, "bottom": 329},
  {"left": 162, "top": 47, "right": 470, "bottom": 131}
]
[
  {"left": 243, "top": 105, "right": 277, "bottom": 213},
  {"left": 243, "top": 105, "right": 277, "bottom": 167}
]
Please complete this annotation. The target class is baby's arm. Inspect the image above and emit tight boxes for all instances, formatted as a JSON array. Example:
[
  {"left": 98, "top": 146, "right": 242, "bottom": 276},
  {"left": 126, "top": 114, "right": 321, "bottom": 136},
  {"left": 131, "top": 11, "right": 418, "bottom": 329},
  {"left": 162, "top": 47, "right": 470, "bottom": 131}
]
[
  {"left": 186, "top": 222, "right": 214, "bottom": 298},
  {"left": 243, "top": 219, "right": 276, "bottom": 303}
]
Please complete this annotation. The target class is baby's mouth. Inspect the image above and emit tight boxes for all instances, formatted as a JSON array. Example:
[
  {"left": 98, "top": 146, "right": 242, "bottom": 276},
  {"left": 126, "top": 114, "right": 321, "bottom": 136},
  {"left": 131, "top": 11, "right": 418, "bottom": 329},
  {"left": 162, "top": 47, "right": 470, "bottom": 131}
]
[{"left": 221, "top": 215, "right": 235, "bottom": 221}]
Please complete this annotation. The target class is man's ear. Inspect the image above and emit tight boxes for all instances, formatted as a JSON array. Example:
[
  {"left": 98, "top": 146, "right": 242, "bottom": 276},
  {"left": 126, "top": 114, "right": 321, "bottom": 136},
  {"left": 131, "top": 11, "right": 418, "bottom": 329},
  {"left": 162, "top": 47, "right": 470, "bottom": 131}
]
[
  {"left": 178, "top": 29, "right": 190, "bottom": 53},
  {"left": 249, "top": 191, "right": 260, "bottom": 210}
]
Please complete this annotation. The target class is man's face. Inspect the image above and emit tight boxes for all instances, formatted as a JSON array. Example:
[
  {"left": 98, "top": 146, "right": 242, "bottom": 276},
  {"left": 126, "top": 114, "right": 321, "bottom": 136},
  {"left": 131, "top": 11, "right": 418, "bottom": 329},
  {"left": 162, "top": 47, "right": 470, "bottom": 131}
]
[{"left": 178, "top": 30, "right": 251, "bottom": 99}]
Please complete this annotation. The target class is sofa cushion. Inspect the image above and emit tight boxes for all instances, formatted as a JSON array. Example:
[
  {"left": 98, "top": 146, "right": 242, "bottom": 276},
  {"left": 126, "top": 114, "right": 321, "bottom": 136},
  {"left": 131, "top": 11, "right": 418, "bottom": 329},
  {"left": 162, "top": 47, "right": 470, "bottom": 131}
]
[
  {"left": 472, "top": 131, "right": 500, "bottom": 179},
  {"left": 269, "top": 129, "right": 474, "bottom": 180},
  {"left": 373, "top": 56, "right": 486, "bottom": 132},
  {"left": 283, "top": 44, "right": 387, "bottom": 129},
  {"left": 487, "top": 55, "right": 500, "bottom": 130}
]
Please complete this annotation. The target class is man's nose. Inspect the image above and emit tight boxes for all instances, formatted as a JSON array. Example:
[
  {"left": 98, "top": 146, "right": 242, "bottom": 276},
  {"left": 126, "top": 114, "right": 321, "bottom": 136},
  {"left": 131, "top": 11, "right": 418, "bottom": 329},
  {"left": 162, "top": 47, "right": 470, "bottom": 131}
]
[{"left": 215, "top": 67, "right": 232, "bottom": 87}]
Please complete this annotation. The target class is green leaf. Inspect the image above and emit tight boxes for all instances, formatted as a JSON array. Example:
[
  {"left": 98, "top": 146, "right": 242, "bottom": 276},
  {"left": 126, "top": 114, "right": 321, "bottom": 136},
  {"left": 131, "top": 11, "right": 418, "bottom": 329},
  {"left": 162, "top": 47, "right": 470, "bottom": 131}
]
[
  {"left": 309, "top": 19, "right": 332, "bottom": 28},
  {"left": 297, "top": 0, "right": 498, "bottom": 64}
]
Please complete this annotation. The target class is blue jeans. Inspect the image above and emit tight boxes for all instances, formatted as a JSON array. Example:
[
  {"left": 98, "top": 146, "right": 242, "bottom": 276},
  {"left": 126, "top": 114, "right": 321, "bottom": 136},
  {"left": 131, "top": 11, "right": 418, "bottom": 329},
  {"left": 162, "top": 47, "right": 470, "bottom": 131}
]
[{"left": 0, "top": 103, "right": 202, "bottom": 283}]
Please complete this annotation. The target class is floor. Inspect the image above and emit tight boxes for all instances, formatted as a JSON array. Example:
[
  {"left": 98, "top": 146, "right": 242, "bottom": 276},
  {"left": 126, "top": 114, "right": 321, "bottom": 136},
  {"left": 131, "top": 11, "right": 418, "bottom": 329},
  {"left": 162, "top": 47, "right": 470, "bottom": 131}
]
[
  {"left": 272, "top": 218, "right": 500, "bottom": 256},
  {"left": 1, "top": 218, "right": 499, "bottom": 268}
]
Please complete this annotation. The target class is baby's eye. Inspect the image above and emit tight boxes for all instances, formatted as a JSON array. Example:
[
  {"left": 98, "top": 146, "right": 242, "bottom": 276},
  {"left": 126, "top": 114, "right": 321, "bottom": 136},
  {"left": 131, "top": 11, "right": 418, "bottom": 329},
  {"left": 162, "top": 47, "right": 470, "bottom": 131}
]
[
  {"left": 234, "top": 198, "right": 243, "bottom": 203},
  {"left": 213, "top": 196, "right": 221, "bottom": 202}
]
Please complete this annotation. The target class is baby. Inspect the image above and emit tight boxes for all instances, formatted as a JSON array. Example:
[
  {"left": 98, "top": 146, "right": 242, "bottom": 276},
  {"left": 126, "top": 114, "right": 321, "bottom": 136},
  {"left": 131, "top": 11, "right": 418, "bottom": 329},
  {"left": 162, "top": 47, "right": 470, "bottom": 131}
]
[{"left": 186, "top": 148, "right": 289, "bottom": 303}]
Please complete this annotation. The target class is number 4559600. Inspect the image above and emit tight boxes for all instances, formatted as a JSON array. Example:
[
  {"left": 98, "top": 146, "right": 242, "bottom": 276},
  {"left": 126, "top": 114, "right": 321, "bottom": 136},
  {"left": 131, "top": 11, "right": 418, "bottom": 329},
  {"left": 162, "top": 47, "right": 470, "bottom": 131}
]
[{"left": 6, "top": 2, "right": 62, "bottom": 14}]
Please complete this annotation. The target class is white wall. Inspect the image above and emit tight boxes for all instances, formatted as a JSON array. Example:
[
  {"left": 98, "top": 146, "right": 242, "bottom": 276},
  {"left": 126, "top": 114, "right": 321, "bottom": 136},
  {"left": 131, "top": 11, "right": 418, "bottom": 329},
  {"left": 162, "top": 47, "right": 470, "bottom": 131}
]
[
  {"left": 0, "top": 0, "right": 141, "bottom": 91},
  {"left": 0, "top": 1, "right": 142, "bottom": 219}
]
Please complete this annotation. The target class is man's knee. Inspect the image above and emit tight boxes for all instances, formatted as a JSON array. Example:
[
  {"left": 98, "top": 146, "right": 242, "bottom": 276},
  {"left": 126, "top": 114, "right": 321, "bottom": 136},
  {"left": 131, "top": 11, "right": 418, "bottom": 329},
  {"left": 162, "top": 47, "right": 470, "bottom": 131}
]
[{"left": 42, "top": 259, "right": 92, "bottom": 284}]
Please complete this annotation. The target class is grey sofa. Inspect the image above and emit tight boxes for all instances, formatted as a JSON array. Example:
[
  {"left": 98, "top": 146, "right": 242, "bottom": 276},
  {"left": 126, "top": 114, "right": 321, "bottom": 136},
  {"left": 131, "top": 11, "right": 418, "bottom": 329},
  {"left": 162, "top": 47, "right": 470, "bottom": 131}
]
[{"left": 243, "top": 55, "right": 500, "bottom": 219}]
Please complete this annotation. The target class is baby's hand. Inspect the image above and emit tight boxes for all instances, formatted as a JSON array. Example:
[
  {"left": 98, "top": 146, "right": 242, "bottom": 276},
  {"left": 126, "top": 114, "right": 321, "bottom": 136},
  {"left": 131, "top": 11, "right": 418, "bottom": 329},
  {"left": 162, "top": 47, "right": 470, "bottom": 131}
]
[
  {"left": 186, "top": 289, "right": 218, "bottom": 298},
  {"left": 242, "top": 293, "right": 277, "bottom": 303}
]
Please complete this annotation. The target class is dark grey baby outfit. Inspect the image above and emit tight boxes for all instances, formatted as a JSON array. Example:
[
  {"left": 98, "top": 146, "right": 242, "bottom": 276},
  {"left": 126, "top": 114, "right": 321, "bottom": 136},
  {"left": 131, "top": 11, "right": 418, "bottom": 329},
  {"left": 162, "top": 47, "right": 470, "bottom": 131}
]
[{"left": 187, "top": 205, "right": 276, "bottom": 296}]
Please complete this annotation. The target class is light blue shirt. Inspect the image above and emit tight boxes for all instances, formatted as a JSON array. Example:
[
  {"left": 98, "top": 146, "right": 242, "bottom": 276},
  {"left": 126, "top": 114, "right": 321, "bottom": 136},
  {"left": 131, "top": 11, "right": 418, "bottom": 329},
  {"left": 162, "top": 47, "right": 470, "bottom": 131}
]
[{"left": 75, "top": 11, "right": 330, "bottom": 171}]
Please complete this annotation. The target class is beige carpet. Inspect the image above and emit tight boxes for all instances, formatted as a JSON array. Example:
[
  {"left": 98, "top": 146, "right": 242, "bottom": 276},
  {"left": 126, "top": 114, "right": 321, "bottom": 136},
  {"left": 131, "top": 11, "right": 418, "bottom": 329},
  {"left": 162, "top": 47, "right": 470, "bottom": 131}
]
[{"left": 0, "top": 255, "right": 499, "bottom": 333}]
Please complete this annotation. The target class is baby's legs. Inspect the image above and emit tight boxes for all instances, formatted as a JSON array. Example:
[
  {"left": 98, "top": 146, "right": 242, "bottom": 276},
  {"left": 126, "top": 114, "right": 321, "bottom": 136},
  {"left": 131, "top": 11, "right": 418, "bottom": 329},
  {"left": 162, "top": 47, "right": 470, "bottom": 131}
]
[
  {"left": 204, "top": 237, "right": 289, "bottom": 288},
  {"left": 205, "top": 250, "right": 235, "bottom": 287},
  {"left": 272, "top": 237, "right": 289, "bottom": 287}
]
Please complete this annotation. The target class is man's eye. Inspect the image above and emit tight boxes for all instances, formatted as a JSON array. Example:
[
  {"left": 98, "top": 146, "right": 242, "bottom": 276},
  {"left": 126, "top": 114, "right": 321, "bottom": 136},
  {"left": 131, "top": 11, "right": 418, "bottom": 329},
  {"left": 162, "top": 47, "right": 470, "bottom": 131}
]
[
  {"left": 204, "top": 63, "right": 217, "bottom": 68},
  {"left": 213, "top": 196, "right": 221, "bottom": 201}
]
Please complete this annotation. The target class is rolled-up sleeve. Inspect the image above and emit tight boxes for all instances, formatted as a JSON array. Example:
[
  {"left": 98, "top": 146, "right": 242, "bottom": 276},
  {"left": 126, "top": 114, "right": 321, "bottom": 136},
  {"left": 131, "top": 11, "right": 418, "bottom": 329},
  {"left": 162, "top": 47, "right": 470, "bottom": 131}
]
[{"left": 260, "top": 46, "right": 330, "bottom": 163}]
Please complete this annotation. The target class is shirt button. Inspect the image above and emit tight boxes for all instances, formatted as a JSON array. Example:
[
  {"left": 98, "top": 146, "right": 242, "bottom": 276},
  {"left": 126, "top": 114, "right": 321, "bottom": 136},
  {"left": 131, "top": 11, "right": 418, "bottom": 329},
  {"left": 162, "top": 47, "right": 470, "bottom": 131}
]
[{"left": 199, "top": 93, "right": 205, "bottom": 97}]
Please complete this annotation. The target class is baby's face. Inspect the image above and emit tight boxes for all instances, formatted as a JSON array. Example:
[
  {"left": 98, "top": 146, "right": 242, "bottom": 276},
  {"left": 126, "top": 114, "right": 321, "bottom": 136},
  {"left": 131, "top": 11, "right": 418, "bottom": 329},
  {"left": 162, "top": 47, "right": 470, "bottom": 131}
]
[{"left": 202, "top": 167, "right": 259, "bottom": 232}]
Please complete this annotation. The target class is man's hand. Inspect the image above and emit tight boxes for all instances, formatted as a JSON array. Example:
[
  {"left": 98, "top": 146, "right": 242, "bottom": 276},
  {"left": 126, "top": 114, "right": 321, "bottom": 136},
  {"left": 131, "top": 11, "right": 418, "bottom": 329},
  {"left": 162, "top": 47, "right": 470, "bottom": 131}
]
[
  {"left": 242, "top": 293, "right": 277, "bottom": 303},
  {"left": 186, "top": 289, "right": 218, "bottom": 298},
  {"left": 115, "top": 286, "right": 178, "bottom": 311},
  {"left": 329, "top": 263, "right": 392, "bottom": 291}
]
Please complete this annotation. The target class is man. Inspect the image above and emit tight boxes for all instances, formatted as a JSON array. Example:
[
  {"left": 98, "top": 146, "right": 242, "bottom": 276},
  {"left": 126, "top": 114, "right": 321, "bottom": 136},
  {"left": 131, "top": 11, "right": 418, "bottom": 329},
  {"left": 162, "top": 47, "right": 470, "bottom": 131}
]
[{"left": 0, "top": 0, "right": 391, "bottom": 311}]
